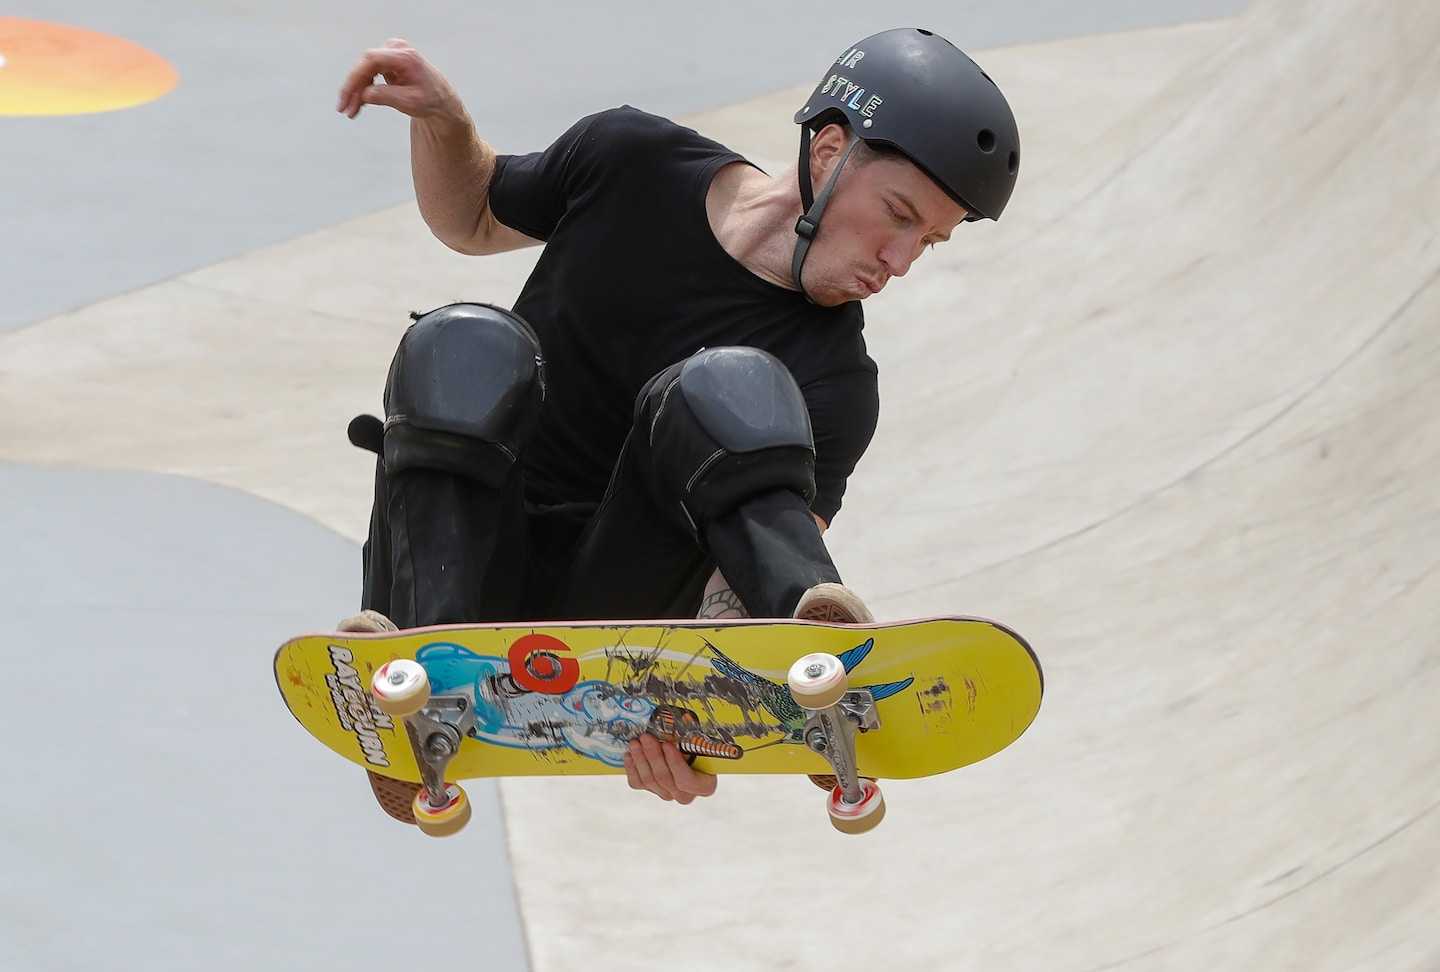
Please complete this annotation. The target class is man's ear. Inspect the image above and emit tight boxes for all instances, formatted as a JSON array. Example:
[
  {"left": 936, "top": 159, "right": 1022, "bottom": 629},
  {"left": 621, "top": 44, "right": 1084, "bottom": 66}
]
[{"left": 809, "top": 122, "right": 851, "bottom": 177}]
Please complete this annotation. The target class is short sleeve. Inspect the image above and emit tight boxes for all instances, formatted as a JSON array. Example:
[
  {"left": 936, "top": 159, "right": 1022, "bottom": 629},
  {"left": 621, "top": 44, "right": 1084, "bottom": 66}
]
[
  {"left": 489, "top": 111, "right": 607, "bottom": 241},
  {"left": 805, "top": 369, "right": 880, "bottom": 525}
]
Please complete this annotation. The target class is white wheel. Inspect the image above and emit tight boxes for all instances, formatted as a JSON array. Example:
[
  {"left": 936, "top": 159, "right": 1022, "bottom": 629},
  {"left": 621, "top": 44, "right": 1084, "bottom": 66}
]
[
  {"left": 413, "top": 783, "right": 471, "bottom": 838},
  {"left": 371, "top": 659, "right": 430, "bottom": 718},
  {"left": 787, "top": 652, "right": 848, "bottom": 710},
  {"left": 827, "top": 779, "right": 885, "bottom": 834}
]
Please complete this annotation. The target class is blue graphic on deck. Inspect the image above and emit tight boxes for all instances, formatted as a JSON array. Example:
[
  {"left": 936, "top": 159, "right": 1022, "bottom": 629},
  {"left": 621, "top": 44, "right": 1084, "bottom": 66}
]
[
  {"left": 415, "top": 642, "right": 651, "bottom": 767},
  {"left": 708, "top": 637, "right": 914, "bottom": 744},
  {"left": 414, "top": 637, "right": 914, "bottom": 767}
]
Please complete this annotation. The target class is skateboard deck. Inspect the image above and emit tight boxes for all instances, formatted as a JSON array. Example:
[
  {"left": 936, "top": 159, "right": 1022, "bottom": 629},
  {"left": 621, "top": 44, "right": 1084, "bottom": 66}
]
[{"left": 275, "top": 616, "right": 1042, "bottom": 783}]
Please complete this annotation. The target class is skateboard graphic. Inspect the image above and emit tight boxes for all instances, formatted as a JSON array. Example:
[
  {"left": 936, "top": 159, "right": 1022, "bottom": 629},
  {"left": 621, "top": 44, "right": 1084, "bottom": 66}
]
[{"left": 274, "top": 616, "right": 1042, "bottom": 835}]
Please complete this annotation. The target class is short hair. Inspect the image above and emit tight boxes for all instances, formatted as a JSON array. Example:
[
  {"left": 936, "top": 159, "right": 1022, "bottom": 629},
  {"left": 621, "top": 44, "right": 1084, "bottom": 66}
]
[
  {"left": 813, "top": 117, "right": 906, "bottom": 168},
  {"left": 849, "top": 135, "right": 907, "bottom": 168}
]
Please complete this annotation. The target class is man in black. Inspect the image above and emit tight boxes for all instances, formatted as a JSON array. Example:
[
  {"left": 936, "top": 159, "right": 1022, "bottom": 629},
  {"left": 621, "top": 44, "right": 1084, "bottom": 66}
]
[{"left": 334, "top": 30, "right": 1020, "bottom": 805}]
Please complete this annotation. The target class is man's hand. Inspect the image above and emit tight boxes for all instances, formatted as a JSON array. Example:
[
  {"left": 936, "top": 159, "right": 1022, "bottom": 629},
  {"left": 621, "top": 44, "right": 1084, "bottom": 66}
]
[
  {"left": 336, "top": 38, "right": 464, "bottom": 122},
  {"left": 624, "top": 735, "right": 717, "bottom": 804}
]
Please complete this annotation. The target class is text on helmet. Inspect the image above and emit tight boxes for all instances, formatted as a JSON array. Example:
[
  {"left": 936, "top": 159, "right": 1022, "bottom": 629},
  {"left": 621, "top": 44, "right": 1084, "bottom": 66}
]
[{"left": 819, "top": 71, "right": 884, "bottom": 119}]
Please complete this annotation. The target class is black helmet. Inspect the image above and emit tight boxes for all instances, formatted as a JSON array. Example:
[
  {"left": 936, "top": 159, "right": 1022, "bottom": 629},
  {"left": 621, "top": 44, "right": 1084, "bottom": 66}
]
[{"left": 789, "top": 28, "right": 1020, "bottom": 299}]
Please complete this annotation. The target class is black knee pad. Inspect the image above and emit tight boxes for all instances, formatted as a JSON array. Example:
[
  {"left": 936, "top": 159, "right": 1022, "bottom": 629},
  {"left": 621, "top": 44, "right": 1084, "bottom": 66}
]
[
  {"left": 647, "top": 346, "right": 816, "bottom": 528},
  {"left": 382, "top": 302, "right": 545, "bottom": 487}
]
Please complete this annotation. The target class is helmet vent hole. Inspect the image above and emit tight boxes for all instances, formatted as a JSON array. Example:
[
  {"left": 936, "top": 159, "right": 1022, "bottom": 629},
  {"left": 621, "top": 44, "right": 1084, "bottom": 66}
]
[
  {"left": 916, "top": 28, "right": 933, "bottom": 36},
  {"left": 977, "top": 129, "right": 996, "bottom": 153},
  {"left": 1008, "top": 151, "right": 1019, "bottom": 174}
]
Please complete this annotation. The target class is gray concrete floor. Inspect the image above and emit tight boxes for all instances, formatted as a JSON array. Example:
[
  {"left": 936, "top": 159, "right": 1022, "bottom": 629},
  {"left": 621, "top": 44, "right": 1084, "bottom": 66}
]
[{"left": 0, "top": 464, "right": 527, "bottom": 971}]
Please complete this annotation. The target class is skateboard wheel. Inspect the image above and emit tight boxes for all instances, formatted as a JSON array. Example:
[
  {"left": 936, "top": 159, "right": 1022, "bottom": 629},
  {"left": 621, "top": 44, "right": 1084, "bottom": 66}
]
[
  {"left": 371, "top": 659, "right": 430, "bottom": 718},
  {"left": 787, "top": 653, "right": 848, "bottom": 710},
  {"left": 412, "top": 783, "right": 471, "bottom": 838},
  {"left": 827, "top": 778, "right": 885, "bottom": 835}
]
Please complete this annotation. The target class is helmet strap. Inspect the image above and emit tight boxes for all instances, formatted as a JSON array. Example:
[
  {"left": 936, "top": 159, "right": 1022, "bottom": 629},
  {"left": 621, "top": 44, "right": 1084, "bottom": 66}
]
[
  {"left": 791, "top": 130, "right": 861, "bottom": 303},
  {"left": 797, "top": 125, "right": 817, "bottom": 211}
]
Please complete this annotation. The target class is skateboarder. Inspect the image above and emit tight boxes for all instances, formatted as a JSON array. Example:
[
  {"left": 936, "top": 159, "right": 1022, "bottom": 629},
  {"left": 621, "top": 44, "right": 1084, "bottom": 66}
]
[{"left": 331, "top": 28, "right": 1020, "bottom": 806}]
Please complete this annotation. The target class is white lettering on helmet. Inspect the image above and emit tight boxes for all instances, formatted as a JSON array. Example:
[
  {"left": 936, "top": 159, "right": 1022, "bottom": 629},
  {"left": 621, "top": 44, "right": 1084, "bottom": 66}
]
[{"left": 816, "top": 69, "right": 884, "bottom": 119}]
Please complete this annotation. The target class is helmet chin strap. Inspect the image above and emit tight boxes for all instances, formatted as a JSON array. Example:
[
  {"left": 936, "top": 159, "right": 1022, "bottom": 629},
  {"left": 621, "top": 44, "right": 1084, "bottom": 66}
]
[{"left": 791, "top": 128, "right": 862, "bottom": 303}]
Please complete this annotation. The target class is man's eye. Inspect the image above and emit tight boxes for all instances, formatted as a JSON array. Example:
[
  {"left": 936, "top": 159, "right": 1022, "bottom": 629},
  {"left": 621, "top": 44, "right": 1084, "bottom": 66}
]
[{"left": 886, "top": 203, "right": 907, "bottom": 224}]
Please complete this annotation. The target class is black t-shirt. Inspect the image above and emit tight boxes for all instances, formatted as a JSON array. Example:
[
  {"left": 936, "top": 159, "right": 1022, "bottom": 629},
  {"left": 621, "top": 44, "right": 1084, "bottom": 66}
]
[{"left": 489, "top": 105, "right": 879, "bottom": 525}]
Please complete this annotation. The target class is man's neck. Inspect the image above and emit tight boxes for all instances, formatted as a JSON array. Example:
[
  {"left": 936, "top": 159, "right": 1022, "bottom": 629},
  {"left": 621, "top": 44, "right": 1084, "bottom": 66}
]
[{"left": 706, "top": 162, "right": 802, "bottom": 291}]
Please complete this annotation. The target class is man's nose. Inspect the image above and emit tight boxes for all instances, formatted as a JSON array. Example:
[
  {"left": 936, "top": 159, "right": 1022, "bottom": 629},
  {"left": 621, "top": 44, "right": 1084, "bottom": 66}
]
[{"left": 879, "top": 244, "right": 913, "bottom": 279}]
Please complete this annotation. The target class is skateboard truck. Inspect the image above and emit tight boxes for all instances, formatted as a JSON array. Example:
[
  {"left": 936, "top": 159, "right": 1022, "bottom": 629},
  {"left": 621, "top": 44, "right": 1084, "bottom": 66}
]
[
  {"left": 802, "top": 689, "right": 878, "bottom": 797},
  {"left": 402, "top": 693, "right": 477, "bottom": 806},
  {"left": 370, "top": 659, "right": 476, "bottom": 837},
  {"left": 788, "top": 655, "right": 887, "bottom": 834}
]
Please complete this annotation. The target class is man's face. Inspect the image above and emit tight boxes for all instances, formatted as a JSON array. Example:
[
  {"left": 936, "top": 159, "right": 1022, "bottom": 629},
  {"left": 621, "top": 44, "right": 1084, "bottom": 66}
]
[{"left": 802, "top": 137, "right": 969, "bottom": 307}]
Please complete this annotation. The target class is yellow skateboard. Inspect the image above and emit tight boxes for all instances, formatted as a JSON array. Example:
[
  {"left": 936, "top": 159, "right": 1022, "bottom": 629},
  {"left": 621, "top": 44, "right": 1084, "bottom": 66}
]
[{"left": 274, "top": 615, "right": 1042, "bottom": 835}]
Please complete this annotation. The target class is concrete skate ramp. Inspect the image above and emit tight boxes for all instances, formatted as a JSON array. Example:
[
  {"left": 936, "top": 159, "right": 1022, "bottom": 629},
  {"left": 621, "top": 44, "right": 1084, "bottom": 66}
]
[
  {"left": 502, "top": 4, "right": 1440, "bottom": 967},
  {"left": 2, "top": 0, "right": 1436, "bottom": 968}
]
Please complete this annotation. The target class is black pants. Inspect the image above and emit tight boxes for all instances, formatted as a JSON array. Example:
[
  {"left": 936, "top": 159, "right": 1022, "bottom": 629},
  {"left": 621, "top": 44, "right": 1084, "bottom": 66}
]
[{"left": 359, "top": 355, "right": 843, "bottom": 627}]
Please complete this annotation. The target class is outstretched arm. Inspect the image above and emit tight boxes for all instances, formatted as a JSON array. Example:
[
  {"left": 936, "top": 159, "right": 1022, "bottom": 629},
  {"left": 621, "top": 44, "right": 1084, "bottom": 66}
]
[{"left": 336, "top": 38, "right": 540, "bottom": 255}]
